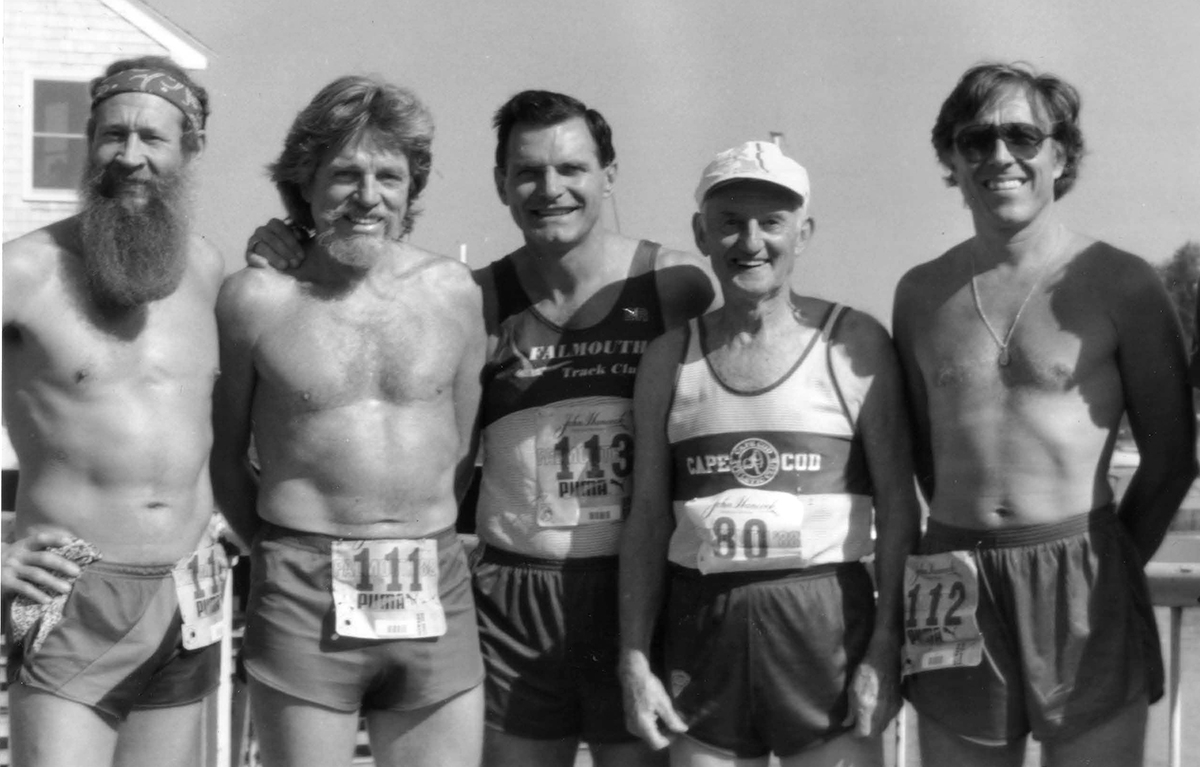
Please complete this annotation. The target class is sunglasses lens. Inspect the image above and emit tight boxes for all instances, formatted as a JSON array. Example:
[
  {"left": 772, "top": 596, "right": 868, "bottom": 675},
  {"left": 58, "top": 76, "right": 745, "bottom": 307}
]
[{"left": 954, "top": 124, "right": 1047, "bottom": 161}]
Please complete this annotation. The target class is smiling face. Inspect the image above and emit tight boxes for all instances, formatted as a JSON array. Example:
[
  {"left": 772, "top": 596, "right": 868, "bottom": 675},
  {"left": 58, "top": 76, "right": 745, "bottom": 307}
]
[
  {"left": 494, "top": 116, "right": 615, "bottom": 253},
  {"left": 950, "top": 86, "right": 1065, "bottom": 233},
  {"left": 693, "top": 180, "right": 812, "bottom": 304},
  {"left": 306, "top": 130, "right": 412, "bottom": 245}
]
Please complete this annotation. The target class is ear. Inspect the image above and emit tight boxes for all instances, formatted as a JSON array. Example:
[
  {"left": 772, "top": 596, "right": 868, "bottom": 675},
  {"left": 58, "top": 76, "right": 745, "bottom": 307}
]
[
  {"left": 1051, "top": 142, "right": 1066, "bottom": 181},
  {"left": 691, "top": 212, "right": 709, "bottom": 256},
  {"left": 795, "top": 216, "right": 815, "bottom": 253},
  {"left": 186, "top": 130, "right": 207, "bottom": 161},
  {"left": 602, "top": 160, "right": 618, "bottom": 198},
  {"left": 493, "top": 166, "right": 509, "bottom": 205}
]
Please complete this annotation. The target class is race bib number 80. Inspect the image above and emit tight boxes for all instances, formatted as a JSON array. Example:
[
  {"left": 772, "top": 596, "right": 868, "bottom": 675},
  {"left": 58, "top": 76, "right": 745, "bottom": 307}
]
[
  {"left": 684, "top": 489, "right": 807, "bottom": 574},
  {"left": 331, "top": 539, "right": 446, "bottom": 640},
  {"left": 902, "top": 551, "right": 983, "bottom": 675}
]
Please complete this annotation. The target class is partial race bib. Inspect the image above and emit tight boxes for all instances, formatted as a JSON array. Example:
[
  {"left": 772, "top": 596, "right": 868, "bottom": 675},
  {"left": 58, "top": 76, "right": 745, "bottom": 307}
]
[
  {"left": 331, "top": 539, "right": 445, "bottom": 639},
  {"left": 172, "top": 545, "right": 229, "bottom": 650},
  {"left": 902, "top": 551, "right": 984, "bottom": 675},
  {"left": 533, "top": 402, "right": 633, "bottom": 527},
  {"left": 683, "top": 489, "right": 807, "bottom": 574}
]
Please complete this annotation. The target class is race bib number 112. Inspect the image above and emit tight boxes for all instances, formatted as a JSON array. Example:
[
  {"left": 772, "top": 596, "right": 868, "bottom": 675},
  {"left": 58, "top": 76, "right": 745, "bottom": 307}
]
[{"left": 902, "top": 550, "right": 983, "bottom": 675}]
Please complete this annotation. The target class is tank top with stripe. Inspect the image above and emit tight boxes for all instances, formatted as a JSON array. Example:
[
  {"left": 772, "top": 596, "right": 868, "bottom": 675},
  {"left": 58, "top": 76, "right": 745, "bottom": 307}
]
[
  {"left": 666, "top": 303, "right": 875, "bottom": 573},
  {"left": 477, "top": 241, "right": 665, "bottom": 559}
]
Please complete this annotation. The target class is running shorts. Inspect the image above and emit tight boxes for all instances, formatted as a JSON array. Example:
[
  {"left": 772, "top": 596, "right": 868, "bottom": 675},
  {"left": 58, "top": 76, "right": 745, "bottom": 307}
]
[
  {"left": 904, "top": 507, "right": 1163, "bottom": 743},
  {"left": 242, "top": 523, "right": 483, "bottom": 712},
  {"left": 665, "top": 561, "right": 875, "bottom": 758},
  {"left": 471, "top": 544, "right": 635, "bottom": 742},
  {"left": 5, "top": 558, "right": 221, "bottom": 721}
]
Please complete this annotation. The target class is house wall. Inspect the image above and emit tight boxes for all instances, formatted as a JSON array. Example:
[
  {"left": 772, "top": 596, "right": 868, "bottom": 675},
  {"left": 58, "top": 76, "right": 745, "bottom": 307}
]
[{"left": 3, "top": 0, "right": 170, "bottom": 241}]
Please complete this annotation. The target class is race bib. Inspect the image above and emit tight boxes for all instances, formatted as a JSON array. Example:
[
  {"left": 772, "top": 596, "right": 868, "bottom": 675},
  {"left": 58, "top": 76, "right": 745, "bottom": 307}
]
[
  {"left": 331, "top": 539, "right": 445, "bottom": 639},
  {"left": 902, "top": 551, "right": 984, "bottom": 675},
  {"left": 533, "top": 402, "right": 633, "bottom": 527},
  {"left": 683, "top": 489, "right": 807, "bottom": 574},
  {"left": 172, "top": 545, "right": 229, "bottom": 650}
]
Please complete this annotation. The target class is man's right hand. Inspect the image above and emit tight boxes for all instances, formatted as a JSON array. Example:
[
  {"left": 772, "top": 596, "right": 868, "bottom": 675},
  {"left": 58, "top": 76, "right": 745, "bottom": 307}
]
[
  {"left": 619, "top": 651, "right": 688, "bottom": 750},
  {"left": 245, "top": 218, "right": 307, "bottom": 270},
  {"left": 1, "top": 526, "right": 83, "bottom": 603}
]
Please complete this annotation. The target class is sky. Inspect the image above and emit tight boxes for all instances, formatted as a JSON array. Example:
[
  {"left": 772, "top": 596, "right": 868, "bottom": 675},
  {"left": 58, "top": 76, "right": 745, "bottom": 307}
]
[{"left": 146, "top": 0, "right": 1200, "bottom": 325}]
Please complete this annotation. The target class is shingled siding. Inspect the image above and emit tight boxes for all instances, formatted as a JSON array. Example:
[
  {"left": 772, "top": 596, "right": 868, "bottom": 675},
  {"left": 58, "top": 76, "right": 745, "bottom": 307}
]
[{"left": 2, "top": 0, "right": 170, "bottom": 240}]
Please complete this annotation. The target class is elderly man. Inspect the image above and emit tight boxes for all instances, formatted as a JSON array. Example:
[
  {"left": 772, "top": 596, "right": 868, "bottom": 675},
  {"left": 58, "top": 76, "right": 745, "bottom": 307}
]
[
  {"left": 892, "top": 62, "right": 1197, "bottom": 767},
  {"left": 245, "top": 89, "right": 716, "bottom": 767},
  {"left": 2, "top": 56, "right": 224, "bottom": 767},
  {"left": 211, "top": 76, "right": 486, "bottom": 767},
  {"left": 620, "top": 141, "right": 920, "bottom": 767}
]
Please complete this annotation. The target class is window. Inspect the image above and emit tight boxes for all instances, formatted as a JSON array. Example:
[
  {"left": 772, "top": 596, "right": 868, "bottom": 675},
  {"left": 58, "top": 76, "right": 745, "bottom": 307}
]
[{"left": 29, "top": 78, "right": 90, "bottom": 197}]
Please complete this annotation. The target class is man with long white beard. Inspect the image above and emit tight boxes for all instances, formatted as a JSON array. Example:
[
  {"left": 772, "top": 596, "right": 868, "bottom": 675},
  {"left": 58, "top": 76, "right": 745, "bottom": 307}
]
[
  {"left": 2, "top": 56, "right": 225, "bottom": 767},
  {"left": 211, "top": 76, "right": 487, "bottom": 767}
]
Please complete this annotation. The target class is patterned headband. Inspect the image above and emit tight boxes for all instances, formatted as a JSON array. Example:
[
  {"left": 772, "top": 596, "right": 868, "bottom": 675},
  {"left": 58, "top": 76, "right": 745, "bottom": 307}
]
[{"left": 91, "top": 68, "right": 205, "bottom": 130}]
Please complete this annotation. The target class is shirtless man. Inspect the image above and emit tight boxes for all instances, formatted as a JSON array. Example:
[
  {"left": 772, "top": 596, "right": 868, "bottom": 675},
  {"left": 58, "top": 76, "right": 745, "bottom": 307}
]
[
  {"left": 892, "top": 62, "right": 1198, "bottom": 767},
  {"left": 620, "top": 141, "right": 919, "bottom": 767},
  {"left": 2, "top": 57, "right": 225, "bottom": 767},
  {"left": 211, "top": 76, "right": 486, "bottom": 767}
]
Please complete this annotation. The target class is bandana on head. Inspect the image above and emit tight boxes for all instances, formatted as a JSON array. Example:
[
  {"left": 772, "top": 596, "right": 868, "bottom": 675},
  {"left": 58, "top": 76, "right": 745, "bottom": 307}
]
[{"left": 92, "top": 68, "right": 205, "bottom": 130}]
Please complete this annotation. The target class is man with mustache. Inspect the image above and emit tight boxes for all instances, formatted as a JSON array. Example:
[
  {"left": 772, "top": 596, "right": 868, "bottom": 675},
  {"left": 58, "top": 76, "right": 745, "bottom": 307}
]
[
  {"left": 211, "top": 76, "right": 487, "bottom": 767},
  {"left": 2, "top": 57, "right": 225, "bottom": 767}
]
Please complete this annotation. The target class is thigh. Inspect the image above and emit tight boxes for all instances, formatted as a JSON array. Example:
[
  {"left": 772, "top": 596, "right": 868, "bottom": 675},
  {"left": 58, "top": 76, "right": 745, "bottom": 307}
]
[
  {"left": 779, "top": 732, "right": 882, "bottom": 767},
  {"left": 114, "top": 697, "right": 208, "bottom": 767},
  {"left": 669, "top": 737, "right": 769, "bottom": 767},
  {"left": 10, "top": 685, "right": 119, "bottom": 767},
  {"left": 367, "top": 684, "right": 485, "bottom": 767},
  {"left": 590, "top": 739, "right": 669, "bottom": 767},
  {"left": 1041, "top": 696, "right": 1147, "bottom": 767},
  {"left": 482, "top": 728, "right": 579, "bottom": 767},
  {"left": 916, "top": 710, "right": 1026, "bottom": 767},
  {"left": 250, "top": 677, "right": 363, "bottom": 767}
]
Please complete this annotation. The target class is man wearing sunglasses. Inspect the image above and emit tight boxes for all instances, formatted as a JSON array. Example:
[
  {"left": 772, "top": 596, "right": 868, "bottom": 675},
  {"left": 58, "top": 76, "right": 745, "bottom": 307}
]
[{"left": 892, "top": 62, "right": 1196, "bottom": 767}]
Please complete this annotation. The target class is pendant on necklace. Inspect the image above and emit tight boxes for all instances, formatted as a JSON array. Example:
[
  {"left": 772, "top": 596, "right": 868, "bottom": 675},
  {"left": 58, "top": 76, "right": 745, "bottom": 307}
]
[{"left": 998, "top": 348, "right": 1011, "bottom": 366}]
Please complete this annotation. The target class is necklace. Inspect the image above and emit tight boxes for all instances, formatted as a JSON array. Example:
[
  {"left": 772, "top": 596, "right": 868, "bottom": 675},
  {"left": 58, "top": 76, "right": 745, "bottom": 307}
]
[{"left": 968, "top": 251, "right": 1052, "bottom": 367}]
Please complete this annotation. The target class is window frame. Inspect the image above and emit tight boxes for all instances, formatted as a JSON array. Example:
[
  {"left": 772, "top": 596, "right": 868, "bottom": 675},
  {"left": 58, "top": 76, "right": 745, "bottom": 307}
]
[{"left": 23, "top": 71, "right": 93, "bottom": 203}]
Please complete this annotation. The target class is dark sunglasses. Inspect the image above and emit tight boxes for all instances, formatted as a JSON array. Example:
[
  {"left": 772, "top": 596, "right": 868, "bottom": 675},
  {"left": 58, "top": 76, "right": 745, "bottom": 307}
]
[{"left": 952, "top": 123, "right": 1053, "bottom": 163}]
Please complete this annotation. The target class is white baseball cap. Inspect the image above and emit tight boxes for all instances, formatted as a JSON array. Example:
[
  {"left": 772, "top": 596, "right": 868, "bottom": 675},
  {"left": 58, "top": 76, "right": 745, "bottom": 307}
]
[{"left": 694, "top": 141, "right": 810, "bottom": 208}]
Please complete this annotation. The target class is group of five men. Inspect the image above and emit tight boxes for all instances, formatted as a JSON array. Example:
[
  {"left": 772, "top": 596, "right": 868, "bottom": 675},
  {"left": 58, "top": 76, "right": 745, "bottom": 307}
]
[{"left": 2, "top": 54, "right": 1195, "bottom": 767}]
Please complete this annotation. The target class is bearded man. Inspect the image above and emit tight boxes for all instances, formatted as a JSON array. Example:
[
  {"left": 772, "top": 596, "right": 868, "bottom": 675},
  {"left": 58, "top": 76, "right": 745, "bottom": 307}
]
[
  {"left": 2, "top": 56, "right": 225, "bottom": 767},
  {"left": 211, "top": 76, "right": 487, "bottom": 767}
]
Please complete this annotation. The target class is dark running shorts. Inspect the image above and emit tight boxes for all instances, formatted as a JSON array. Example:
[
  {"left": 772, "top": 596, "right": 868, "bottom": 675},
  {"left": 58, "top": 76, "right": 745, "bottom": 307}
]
[
  {"left": 904, "top": 507, "right": 1163, "bottom": 744},
  {"left": 665, "top": 561, "right": 875, "bottom": 758},
  {"left": 241, "top": 523, "right": 483, "bottom": 712},
  {"left": 5, "top": 559, "right": 220, "bottom": 721},
  {"left": 471, "top": 545, "right": 635, "bottom": 742}
]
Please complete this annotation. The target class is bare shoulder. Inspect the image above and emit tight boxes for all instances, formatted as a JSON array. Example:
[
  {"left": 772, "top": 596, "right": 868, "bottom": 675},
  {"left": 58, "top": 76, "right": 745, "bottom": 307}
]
[
  {"left": 186, "top": 233, "right": 226, "bottom": 297},
  {"left": 1071, "top": 239, "right": 1161, "bottom": 296},
  {"left": 826, "top": 304, "right": 898, "bottom": 379},
  {"left": 399, "top": 245, "right": 481, "bottom": 309},
  {"left": 216, "top": 265, "right": 293, "bottom": 340},
  {"left": 895, "top": 242, "right": 968, "bottom": 305},
  {"left": 653, "top": 244, "right": 717, "bottom": 326},
  {"left": 3, "top": 220, "right": 77, "bottom": 322}
]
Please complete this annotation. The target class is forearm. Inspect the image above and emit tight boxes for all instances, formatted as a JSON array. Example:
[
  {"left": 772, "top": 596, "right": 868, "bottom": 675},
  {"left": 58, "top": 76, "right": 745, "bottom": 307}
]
[
  {"left": 211, "top": 456, "right": 262, "bottom": 549},
  {"left": 618, "top": 509, "right": 672, "bottom": 663},
  {"left": 870, "top": 496, "right": 921, "bottom": 640},
  {"left": 1117, "top": 455, "right": 1198, "bottom": 563}
]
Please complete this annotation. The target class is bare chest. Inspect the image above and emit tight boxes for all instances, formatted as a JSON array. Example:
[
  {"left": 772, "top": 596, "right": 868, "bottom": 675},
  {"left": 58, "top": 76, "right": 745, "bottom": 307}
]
[
  {"left": 255, "top": 299, "right": 463, "bottom": 408},
  {"left": 916, "top": 292, "right": 1115, "bottom": 393}
]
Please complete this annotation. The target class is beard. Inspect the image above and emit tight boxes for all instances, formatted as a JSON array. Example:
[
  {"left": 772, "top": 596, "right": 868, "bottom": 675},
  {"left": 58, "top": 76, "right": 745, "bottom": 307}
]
[
  {"left": 77, "top": 159, "right": 193, "bottom": 311},
  {"left": 313, "top": 204, "right": 398, "bottom": 272}
]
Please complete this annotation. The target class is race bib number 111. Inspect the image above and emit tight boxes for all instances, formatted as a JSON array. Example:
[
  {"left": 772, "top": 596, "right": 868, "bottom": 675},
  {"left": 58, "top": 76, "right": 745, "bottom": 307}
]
[{"left": 331, "top": 539, "right": 446, "bottom": 640}]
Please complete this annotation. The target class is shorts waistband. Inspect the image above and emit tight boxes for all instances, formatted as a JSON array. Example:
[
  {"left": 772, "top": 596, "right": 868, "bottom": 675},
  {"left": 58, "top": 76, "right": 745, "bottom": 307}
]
[
  {"left": 257, "top": 521, "right": 459, "bottom": 553},
  {"left": 667, "top": 560, "right": 861, "bottom": 587},
  {"left": 924, "top": 505, "right": 1117, "bottom": 550},
  {"left": 476, "top": 543, "right": 616, "bottom": 571},
  {"left": 83, "top": 559, "right": 177, "bottom": 578}
]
